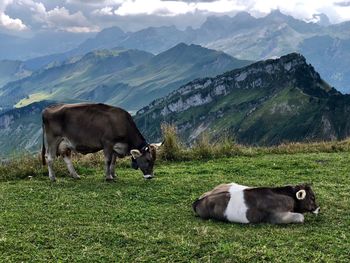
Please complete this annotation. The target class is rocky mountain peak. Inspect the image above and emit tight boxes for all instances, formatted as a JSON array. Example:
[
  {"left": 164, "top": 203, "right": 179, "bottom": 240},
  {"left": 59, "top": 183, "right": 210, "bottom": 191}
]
[
  {"left": 135, "top": 53, "right": 350, "bottom": 146},
  {"left": 137, "top": 53, "right": 308, "bottom": 115}
]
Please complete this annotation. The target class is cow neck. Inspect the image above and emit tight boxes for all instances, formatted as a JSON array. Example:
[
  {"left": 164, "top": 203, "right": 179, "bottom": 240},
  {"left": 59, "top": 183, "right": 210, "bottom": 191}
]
[
  {"left": 137, "top": 140, "right": 148, "bottom": 151},
  {"left": 130, "top": 137, "right": 148, "bottom": 152},
  {"left": 270, "top": 186, "right": 296, "bottom": 199}
]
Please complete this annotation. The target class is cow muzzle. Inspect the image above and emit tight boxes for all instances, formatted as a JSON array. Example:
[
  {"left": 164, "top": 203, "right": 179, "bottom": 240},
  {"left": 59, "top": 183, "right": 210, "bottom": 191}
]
[
  {"left": 143, "top": 174, "right": 154, "bottom": 179},
  {"left": 312, "top": 207, "right": 320, "bottom": 215}
]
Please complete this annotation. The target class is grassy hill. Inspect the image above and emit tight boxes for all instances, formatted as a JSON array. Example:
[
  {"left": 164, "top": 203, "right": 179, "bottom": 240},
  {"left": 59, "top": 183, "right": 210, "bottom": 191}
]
[{"left": 0, "top": 151, "right": 349, "bottom": 262}]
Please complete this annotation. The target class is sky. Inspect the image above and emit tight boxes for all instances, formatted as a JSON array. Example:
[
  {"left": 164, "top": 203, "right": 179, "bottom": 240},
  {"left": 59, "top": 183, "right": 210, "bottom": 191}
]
[{"left": 1, "top": 0, "right": 350, "bottom": 34}]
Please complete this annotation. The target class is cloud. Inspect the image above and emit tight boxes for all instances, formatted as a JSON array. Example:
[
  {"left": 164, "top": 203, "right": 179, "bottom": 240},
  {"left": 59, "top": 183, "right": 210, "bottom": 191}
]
[
  {"left": 107, "top": 0, "right": 350, "bottom": 23},
  {"left": 3, "top": 0, "right": 350, "bottom": 34},
  {"left": 114, "top": 0, "right": 245, "bottom": 16},
  {"left": 66, "top": 0, "right": 124, "bottom": 7},
  {"left": 92, "top": 6, "right": 114, "bottom": 16},
  {"left": 0, "top": 0, "right": 27, "bottom": 31},
  {"left": 0, "top": 12, "right": 27, "bottom": 30},
  {"left": 17, "top": 0, "right": 99, "bottom": 32},
  {"left": 334, "top": 1, "right": 350, "bottom": 7}
]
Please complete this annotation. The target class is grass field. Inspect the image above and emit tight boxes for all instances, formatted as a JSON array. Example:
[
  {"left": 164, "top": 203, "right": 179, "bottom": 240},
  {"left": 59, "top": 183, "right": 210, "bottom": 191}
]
[{"left": 0, "top": 152, "right": 349, "bottom": 262}]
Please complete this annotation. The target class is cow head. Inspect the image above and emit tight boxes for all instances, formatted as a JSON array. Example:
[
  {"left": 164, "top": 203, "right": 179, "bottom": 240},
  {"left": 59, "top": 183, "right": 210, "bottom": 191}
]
[
  {"left": 130, "top": 144, "right": 157, "bottom": 179},
  {"left": 295, "top": 184, "right": 320, "bottom": 214}
]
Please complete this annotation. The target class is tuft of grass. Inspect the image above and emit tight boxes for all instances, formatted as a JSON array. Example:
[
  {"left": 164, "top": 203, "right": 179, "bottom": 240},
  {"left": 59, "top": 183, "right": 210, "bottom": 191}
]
[
  {"left": 192, "top": 133, "right": 213, "bottom": 159},
  {"left": 159, "top": 123, "right": 183, "bottom": 161},
  {"left": 158, "top": 124, "right": 350, "bottom": 161}
]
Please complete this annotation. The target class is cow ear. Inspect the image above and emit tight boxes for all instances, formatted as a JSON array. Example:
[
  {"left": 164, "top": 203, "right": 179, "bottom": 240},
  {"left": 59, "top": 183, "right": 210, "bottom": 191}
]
[
  {"left": 130, "top": 149, "right": 142, "bottom": 159},
  {"left": 296, "top": 189, "right": 306, "bottom": 200}
]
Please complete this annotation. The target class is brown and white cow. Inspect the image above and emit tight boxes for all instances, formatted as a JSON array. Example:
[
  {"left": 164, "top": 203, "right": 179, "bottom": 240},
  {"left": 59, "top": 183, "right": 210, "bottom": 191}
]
[
  {"left": 193, "top": 183, "right": 320, "bottom": 224},
  {"left": 42, "top": 103, "right": 157, "bottom": 181}
]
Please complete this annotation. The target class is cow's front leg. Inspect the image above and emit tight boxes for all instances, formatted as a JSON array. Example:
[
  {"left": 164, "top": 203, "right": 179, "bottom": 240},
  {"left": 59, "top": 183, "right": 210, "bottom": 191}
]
[
  {"left": 271, "top": 212, "right": 304, "bottom": 224},
  {"left": 63, "top": 154, "right": 80, "bottom": 179},
  {"left": 103, "top": 148, "right": 114, "bottom": 181},
  {"left": 110, "top": 153, "right": 117, "bottom": 178}
]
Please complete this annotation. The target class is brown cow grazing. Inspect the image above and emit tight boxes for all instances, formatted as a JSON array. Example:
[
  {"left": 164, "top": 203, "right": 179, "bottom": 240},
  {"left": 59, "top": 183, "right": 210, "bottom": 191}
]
[
  {"left": 193, "top": 183, "right": 320, "bottom": 224},
  {"left": 42, "top": 103, "right": 157, "bottom": 182}
]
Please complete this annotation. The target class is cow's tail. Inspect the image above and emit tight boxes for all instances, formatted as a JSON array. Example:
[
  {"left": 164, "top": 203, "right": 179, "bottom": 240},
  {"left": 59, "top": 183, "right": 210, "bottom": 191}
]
[
  {"left": 192, "top": 198, "right": 201, "bottom": 215},
  {"left": 41, "top": 124, "right": 46, "bottom": 166}
]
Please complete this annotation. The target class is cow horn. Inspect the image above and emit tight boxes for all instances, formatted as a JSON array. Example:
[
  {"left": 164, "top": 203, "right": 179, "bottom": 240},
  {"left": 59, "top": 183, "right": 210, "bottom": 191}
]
[
  {"left": 296, "top": 189, "right": 306, "bottom": 200},
  {"left": 151, "top": 142, "right": 163, "bottom": 149},
  {"left": 130, "top": 149, "right": 142, "bottom": 159}
]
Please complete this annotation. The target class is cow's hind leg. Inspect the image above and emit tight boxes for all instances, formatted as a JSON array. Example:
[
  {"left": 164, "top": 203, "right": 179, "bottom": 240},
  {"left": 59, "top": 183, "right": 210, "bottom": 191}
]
[
  {"left": 58, "top": 140, "right": 80, "bottom": 179},
  {"left": 63, "top": 153, "right": 80, "bottom": 179},
  {"left": 270, "top": 212, "right": 304, "bottom": 224},
  {"left": 45, "top": 147, "right": 56, "bottom": 182},
  {"left": 103, "top": 148, "right": 114, "bottom": 181},
  {"left": 110, "top": 153, "right": 117, "bottom": 178}
]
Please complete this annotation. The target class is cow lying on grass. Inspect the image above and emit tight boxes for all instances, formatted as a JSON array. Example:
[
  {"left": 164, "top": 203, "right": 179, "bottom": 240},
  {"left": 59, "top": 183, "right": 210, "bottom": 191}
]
[
  {"left": 193, "top": 183, "right": 320, "bottom": 224},
  {"left": 42, "top": 103, "right": 157, "bottom": 182}
]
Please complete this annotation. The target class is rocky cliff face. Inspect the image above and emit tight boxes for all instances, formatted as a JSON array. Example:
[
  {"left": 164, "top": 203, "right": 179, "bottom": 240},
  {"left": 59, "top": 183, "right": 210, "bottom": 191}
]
[
  {"left": 0, "top": 101, "right": 52, "bottom": 156},
  {"left": 135, "top": 53, "right": 350, "bottom": 145}
]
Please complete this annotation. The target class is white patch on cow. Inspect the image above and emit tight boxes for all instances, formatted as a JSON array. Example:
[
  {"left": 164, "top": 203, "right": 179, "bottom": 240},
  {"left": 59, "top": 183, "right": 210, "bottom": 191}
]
[
  {"left": 224, "top": 183, "right": 249, "bottom": 223},
  {"left": 280, "top": 212, "right": 304, "bottom": 224},
  {"left": 113, "top": 143, "right": 128, "bottom": 156}
]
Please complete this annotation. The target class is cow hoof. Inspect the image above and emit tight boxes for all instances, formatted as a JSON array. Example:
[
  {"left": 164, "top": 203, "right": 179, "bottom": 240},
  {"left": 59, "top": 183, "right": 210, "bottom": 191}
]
[
  {"left": 143, "top": 175, "right": 154, "bottom": 179},
  {"left": 105, "top": 177, "right": 115, "bottom": 182},
  {"left": 294, "top": 214, "right": 304, "bottom": 223},
  {"left": 73, "top": 175, "right": 81, "bottom": 180}
]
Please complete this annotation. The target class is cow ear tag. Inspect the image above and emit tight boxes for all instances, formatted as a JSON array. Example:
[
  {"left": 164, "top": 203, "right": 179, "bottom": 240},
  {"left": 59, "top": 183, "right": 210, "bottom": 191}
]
[{"left": 296, "top": 190, "right": 306, "bottom": 200}]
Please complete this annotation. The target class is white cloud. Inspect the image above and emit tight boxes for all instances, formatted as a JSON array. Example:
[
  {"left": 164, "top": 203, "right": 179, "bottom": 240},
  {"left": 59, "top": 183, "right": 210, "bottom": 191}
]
[
  {"left": 3, "top": 0, "right": 350, "bottom": 33},
  {"left": 114, "top": 0, "right": 245, "bottom": 16},
  {"left": 66, "top": 0, "right": 124, "bottom": 7},
  {"left": 18, "top": 0, "right": 99, "bottom": 32},
  {"left": 111, "top": 0, "right": 350, "bottom": 23},
  {"left": 0, "top": 12, "right": 27, "bottom": 30},
  {"left": 92, "top": 6, "right": 114, "bottom": 16},
  {"left": 0, "top": 0, "right": 27, "bottom": 31}
]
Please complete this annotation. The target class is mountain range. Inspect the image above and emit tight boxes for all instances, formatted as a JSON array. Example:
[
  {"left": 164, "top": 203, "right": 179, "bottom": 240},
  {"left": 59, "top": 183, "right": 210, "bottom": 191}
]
[
  {"left": 0, "top": 44, "right": 251, "bottom": 156},
  {"left": 2, "top": 10, "right": 349, "bottom": 92},
  {"left": 1, "top": 53, "right": 350, "bottom": 156},
  {"left": 0, "top": 44, "right": 251, "bottom": 113},
  {"left": 135, "top": 53, "right": 350, "bottom": 145},
  {"left": 1, "top": 10, "right": 350, "bottom": 155},
  {"left": 0, "top": 31, "right": 94, "bottom": 61}
]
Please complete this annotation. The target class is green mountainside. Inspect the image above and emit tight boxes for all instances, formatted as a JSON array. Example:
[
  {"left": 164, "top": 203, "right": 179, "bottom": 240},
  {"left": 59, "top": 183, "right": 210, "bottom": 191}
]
[
  {"left": 0, "top": 60, "right": 31, "bottom": 92},
  {"left": 0, "top": 44, "right": 252, "bottom": 112},
  {"left": 135, "top": 53, "right": 350, "bottom": 145},
  {"left": 0, "top": 48, "right": 154, "bottom": 110}
]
